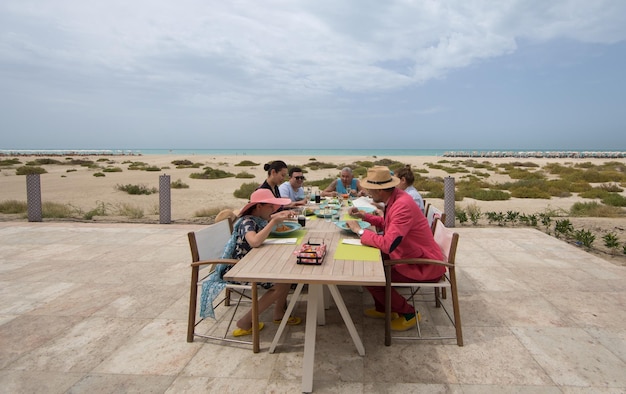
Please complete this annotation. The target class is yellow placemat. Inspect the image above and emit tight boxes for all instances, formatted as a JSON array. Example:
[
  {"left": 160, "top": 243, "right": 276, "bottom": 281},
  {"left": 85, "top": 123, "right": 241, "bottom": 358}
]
[{"left": 334, "top": 241, "right": 381, "bottom": 261}]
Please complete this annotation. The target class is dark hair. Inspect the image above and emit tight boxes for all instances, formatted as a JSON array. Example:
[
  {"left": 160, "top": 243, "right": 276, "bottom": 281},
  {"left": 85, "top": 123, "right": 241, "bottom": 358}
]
[
  {"left": 395, "top": 165, "right": 415, "bottom": 185},
  {"left": 264, "top": 160, "right": 287, "bottom": 175},
  {"left": 288, "top": 167, "right": 303, "bottom": 177}
]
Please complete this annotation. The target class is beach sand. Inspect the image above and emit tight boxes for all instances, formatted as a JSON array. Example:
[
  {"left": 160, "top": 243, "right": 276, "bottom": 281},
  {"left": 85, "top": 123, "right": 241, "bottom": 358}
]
[
  {"left": 1, "top": 154, "right": 625, "bottom": 264},
  {"left": 1, "top": 154, "right": 621, "bottom": 217}
]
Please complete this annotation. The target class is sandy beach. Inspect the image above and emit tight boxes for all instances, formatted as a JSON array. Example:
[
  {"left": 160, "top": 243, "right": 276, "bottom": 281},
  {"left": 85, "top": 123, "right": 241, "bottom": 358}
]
[
  {"left": 1, "top": 153, "right": 626, "bottom": 264},
  {"left": 2, "top": 153, "right": 616, "bottom": 220}
]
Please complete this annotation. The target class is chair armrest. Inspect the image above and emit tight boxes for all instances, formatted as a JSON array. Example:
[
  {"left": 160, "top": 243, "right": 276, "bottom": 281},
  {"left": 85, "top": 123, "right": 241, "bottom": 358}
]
[
  {"left": 383, "top": 258, "right": 454, "bottom": 268},
  {"left": 190, "top": 258, "right": 238, "bottom": 268}
]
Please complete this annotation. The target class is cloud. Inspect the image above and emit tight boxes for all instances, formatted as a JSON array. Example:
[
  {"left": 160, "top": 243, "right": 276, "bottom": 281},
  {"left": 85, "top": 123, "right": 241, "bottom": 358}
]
[{"left": 1, "top": 0, "right": 625, "bottom": 149}]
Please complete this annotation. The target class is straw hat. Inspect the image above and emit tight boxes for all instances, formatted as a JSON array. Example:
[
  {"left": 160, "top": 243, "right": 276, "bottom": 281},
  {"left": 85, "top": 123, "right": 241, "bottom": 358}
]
[
  {"left": 238, "top": 188, "right": 291, "bottom": 217},
  {"left": 361, "top": 166, "right": 401, "bottom": 189}
]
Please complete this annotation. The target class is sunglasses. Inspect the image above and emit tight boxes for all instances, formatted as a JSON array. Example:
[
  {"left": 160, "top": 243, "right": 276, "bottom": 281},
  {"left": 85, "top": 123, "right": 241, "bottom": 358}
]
[{"left": 294, "top": 176, "right": 305, "bottom": 180}]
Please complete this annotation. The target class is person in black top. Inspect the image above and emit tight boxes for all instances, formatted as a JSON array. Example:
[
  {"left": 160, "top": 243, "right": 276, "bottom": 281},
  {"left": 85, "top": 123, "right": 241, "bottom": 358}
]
[{"left": 258, "top": 160, "right": 288, "bottom": 198}]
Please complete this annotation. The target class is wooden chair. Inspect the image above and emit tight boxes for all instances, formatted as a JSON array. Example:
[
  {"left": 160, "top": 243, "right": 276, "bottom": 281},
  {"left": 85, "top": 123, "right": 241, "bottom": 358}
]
[
  {"left": 187, "top": 217, "right": 261, "bottom": 352},
  {"left": 384, "top": 219, "right": 463, "bottom": 346}
]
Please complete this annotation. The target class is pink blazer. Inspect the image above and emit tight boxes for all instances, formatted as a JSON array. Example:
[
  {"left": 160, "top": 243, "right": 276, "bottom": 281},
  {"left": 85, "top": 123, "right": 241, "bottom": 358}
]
[{"left": 361, "top": 188, "right": 446, "bottom": 282}]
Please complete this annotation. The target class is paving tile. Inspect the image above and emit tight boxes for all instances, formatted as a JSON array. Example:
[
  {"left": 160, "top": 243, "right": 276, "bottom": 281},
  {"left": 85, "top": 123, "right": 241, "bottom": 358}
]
[
  {"left": 512, "top": 326, "right": 626, "bottom": 388},
  {"left": 1, "top": 223, "right": 626, "bottom": 393}
]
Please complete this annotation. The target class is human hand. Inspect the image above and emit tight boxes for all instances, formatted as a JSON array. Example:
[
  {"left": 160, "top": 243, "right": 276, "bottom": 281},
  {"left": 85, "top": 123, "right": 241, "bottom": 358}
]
[
  {"left": 347, "top": 207, "right": 364, "bottom": 219},
  {"left": 346, "top": 220, "right": 362, "bottom": 234},
  {"left": 270, "top": 210, "right": 294, "bottom": 223}
]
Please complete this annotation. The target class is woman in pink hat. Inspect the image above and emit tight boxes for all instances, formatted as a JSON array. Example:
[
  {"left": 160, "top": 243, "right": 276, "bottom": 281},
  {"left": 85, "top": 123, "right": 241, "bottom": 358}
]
[{"left": 224, "top": 188, "right": 302, "bottom": 336}]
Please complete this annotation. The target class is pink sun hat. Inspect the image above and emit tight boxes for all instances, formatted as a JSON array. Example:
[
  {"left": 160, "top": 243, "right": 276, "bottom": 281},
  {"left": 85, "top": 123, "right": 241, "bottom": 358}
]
[{"left": 238, "top": 188, "right": 291, "bottom": 217}]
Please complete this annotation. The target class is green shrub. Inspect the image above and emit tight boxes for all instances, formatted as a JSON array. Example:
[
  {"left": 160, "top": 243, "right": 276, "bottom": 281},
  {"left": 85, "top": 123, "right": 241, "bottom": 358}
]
[
  {"left": 599, "top": 183, "right": 624, "bottom": 192},
  {"left": 116, "top": 183, "right": 158, "bottom": 195},
  {"left": 84, "top": 201, "right": 108, "bottom": 220},
  {"left": 507, "top": 168, "right": 545, "bottom": 180},
  {"left": 485, "top": 211, "right": 505, "bottom": 226},
  {"left": 574, "top": 229, "right": 595, "bottom": 248},
  {"left": 306, "top": 177, "right": 335, "bottom": 191},
  {"left": 235, "top": 171, "right": 256, "bottom": 179},
  {"left": 603, "top": 233, "right": 620, "bottom": 253},
  {"left": 145, "top": 166, "right": 161, "bottom": 171},
  {"left": 127, "top": 161, "right": 149, "bottom": 170},
  {"left": 579, "top": 188, "right": 610, "bottom": 199},
  {"left": 170, "top": 179, "right": 189, "bottom": 189},
  {"left": 354, "top": 160, "right": 375, "bottom": 168},
  {"left": 66, "top": 169, "right": 77, "bottom": 173},
  {"left": 602, "top": 193, "right": 626, "bottom": 207},
  {"left": 465, "top": 203, "right": 482, "bottom": 225},
  {"left": 235, "top": 160, "right": 260, "bottom": 167},
  {"left": 0, "top": 158, "right": 21, "bottom": 166},
  {"left": 456, "top": 210, "right": 468, "bottom": 224},
  {"left": 93, "top": 172, "right": 105, "bottom": 177},
  {"left": 467, "top": 189, "right": 510, "bottom": 201},
  {"left": 16, "top": 166, "right": 47, "bottom": 175},
  {"left": 569, "top": 182, "right": 592, "bottom": 193},
  {"left": 171, "top": 159, "right": 194, "bottom": 166},
  {"left": 67, "top": 159, "right": 96, "bottom": 167},
  {"left": 0, "top": 200, "right": 27, "bottom": 214},
  {"left": 510, "top": 187, "right": 551, "bottom": 199},
  {"left": 519, "top": 214, "right": 538, "bottom": 227},
  {"left": 233, "top": 182, "right": 259, "bottom": 199},
  {"left": 554, "top": 219, "right": 574, "bottom": 238},
  {"left": 190, "top": 167, "right": 235, "bottom": 179},
  {"left": 172, "top": 160, "right": 202, "bottom": 169},
  {"left": 303, "top": 161, "right": 338, "bottom": 170},
  {"left": 102, "top": 167, "right": 123, "bottom": 172},
  {"left": 26, "top": 158, "right": 62, "bottom": 165}
]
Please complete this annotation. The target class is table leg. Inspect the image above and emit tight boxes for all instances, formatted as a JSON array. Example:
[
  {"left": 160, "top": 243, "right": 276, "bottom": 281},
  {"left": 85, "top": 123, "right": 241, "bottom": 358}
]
[
  {"left": 317, "top": 286, "right": 326, "bottom": 325},
  {"left": 323, "top": 285, "right": 331, "bottom": 310},
  {"left": 302, "top": 283, "right": 320, "bottom": 393},
  {"left": 269, "top": 283, "right": 304, "bottom": 354},
  {"left": 327, "top": 284, "right": 365, "bottom": 356}
]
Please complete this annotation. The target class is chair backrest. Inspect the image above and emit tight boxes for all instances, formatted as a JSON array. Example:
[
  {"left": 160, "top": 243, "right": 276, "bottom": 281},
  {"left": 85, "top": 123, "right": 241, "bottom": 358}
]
[
  {"left": 188, "top": 218, "right": 233, "bottom": 262},
  {"left": 431, "top": 219, "right": 459, "bottom": 265},
  {"left": 215, "top": 209, "right": 236, "bottom": 226},
  {"left": 426, "top": 204, "right": 445, "bottom": 231}
]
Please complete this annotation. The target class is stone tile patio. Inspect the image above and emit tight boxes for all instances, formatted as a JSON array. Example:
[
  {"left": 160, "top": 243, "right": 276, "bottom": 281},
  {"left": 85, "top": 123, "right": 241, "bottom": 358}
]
[{"left": 1, "top": 222, "right": 625, "bottom": 393}]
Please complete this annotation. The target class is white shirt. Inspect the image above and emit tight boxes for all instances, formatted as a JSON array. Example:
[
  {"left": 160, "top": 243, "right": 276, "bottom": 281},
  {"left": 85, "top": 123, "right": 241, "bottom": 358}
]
[
  {"left": 279, "top": 181, "right": 304, "bottom": 202},
  {"left": 405, "top": 185, "right": 425, "bottom": 213}
]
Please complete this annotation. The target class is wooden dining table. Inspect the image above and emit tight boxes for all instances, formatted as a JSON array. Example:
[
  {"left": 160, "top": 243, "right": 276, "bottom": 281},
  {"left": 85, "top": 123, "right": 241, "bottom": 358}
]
[{"left": 223, "top": 211, "right": 385, "bottom": 393}]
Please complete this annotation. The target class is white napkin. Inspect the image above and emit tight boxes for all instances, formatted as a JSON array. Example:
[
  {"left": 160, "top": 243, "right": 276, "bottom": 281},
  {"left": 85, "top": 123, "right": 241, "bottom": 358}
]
[
  {"left": 341, "top": 239, "right": 362, "bottom": 246},
  {"left": 352, "top": 197, "right": 376, "bottom": 209},
  {"left": 264, "top": 238, "right": 297, "bottom": 245}
]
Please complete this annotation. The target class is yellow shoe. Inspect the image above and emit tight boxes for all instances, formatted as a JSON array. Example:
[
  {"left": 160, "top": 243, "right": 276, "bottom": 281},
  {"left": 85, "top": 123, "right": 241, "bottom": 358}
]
[
  {"left": 233, "top": 322, "right": 264, "bottom": 337},
  {"left": 364, "top": 308, "right": 399, "bottom": 320},
  {"left": 390, "top": 313, "right": 421, "bottom": 331},
  {"left": 273, "top": 316, "right": 302, "bottom": 325}
]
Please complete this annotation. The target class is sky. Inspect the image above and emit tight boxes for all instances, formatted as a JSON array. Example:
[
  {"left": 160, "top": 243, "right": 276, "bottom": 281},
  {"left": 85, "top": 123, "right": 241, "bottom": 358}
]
[{"left": 1, "top": 0, "right": 626, "bottom": 151}]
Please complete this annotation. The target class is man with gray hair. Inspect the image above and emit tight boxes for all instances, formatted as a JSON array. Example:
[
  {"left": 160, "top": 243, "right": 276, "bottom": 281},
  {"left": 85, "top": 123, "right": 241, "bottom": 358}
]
[{"left": 321, "top": 167, "right": 366, "bottom": 197}]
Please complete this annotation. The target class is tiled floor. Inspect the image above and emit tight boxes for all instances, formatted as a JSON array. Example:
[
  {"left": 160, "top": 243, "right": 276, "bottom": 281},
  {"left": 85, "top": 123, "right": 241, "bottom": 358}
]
[{"left": 0, "top": 222, "right": 625, "bottom": 393}]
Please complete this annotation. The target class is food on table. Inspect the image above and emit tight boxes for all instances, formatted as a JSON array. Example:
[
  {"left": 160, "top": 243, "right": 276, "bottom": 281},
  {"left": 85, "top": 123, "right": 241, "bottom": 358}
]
[{"left": 275, "top": 224, "right": 290, "bottom": 232}]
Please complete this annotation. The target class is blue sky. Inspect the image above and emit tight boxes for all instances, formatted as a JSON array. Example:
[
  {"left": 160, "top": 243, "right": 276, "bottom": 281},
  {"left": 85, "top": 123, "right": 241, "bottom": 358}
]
[{"left": 1, "top": 0, "right": 625, "bottom": 151}]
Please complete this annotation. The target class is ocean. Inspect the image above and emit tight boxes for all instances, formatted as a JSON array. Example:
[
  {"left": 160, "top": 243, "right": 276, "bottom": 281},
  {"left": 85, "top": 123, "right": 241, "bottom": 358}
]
[{"left": 1, "top": 148, "right": 625, "bottom": 158}]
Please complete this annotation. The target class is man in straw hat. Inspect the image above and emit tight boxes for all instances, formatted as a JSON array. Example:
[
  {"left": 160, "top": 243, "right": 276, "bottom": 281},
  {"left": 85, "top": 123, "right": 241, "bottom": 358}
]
[{"left": 347, "top": 166, "right": 445, "bottom": 331}]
